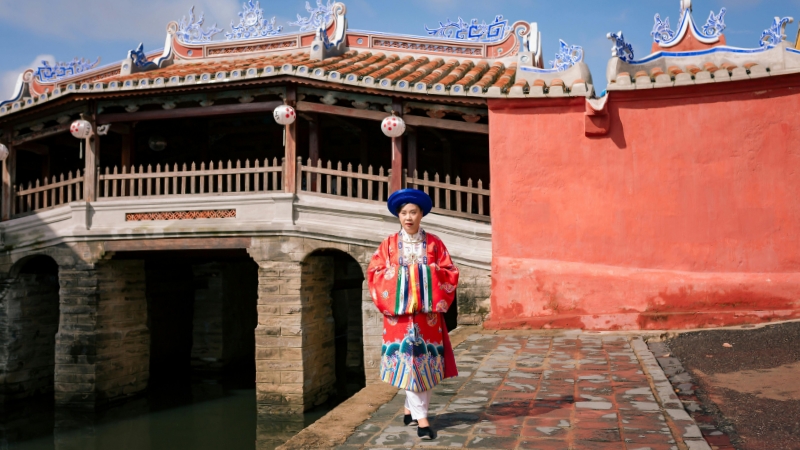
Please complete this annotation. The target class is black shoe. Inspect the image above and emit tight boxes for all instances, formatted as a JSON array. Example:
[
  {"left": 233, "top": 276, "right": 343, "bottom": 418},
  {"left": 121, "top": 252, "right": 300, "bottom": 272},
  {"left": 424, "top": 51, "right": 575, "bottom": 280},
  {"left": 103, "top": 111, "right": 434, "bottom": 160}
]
[
  {"left": 417, "top": 426, "right": 436, "bottom": 440},
  {"left": 403, "top": 414, "right": 418, "bottom": 427}
]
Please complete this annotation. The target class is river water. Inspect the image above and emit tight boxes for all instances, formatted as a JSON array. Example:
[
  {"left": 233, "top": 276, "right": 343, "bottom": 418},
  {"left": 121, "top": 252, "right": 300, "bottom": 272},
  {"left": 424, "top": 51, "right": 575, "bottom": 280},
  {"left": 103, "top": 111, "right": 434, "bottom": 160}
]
[{"left": 0, "top": 376, "right": 331, "bottom": 450}]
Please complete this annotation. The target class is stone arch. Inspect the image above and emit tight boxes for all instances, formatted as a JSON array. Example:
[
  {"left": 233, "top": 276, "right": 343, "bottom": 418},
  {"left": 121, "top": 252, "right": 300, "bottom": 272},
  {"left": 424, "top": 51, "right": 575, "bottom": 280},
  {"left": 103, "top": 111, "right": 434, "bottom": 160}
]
[
  {"left": 0, "top": 254, "right": 60, "bottom": 402},
  {"left": 247, "top": 236, "right": 380, "bottom": 414},
  {"left": 300, "top": 248, "right": 366, "bottom": 406}
]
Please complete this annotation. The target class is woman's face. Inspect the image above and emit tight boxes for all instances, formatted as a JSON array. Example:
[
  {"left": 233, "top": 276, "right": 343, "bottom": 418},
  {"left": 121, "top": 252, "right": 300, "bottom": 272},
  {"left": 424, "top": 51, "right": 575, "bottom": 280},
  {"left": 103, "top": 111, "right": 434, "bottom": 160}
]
[{"left": 398, "top": 203, "right": 422, "bottom": 234}]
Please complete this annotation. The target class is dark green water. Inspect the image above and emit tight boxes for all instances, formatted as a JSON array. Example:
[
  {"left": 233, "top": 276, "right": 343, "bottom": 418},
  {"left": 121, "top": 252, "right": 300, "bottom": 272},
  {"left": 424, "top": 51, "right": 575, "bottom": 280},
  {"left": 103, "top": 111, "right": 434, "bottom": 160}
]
[{"left": 0, "top": 380, "right": 330, "bottom": 450}]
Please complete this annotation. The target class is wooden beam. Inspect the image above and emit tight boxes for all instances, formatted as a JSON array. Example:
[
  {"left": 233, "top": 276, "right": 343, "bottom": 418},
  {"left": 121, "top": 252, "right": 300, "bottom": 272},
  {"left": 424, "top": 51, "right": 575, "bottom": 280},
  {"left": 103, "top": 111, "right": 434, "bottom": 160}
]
[
  {"left": 403, "top": 115, "right": 488, "bottom": 134},
  {"left": 297, "top": 100, "right": 489, "bottom": 134},
  {"left": 16, "top": 142, "right": 49, "bottom": 156},
  {"left": 96, "top": 100, "right": 283, "bottom": 124},
  {"left": 296, "top": 101, "right": 387, "bottom": 121},
  {"left": 2, "top": 126, "right": 16, "bottom": 220},
  {"left": 284, "top": 86, "right": 298, "bottom": 194},
  {"left": 11, "top": 123, "right": 70, "bottom": 146}
]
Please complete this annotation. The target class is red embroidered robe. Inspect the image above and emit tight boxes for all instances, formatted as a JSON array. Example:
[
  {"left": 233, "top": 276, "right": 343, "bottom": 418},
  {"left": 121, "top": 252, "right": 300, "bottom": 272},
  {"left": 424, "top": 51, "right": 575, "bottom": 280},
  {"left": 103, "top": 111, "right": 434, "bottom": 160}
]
[{"left": 367, "top": 230, "right": 459, "bottom": 392}]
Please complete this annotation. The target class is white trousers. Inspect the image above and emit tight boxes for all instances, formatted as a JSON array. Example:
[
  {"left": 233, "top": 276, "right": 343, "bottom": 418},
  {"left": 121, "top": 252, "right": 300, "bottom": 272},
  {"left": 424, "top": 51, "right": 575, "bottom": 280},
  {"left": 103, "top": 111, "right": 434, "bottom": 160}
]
[{"left": 404, "top": 390, "right": 432, "bottom": 420}]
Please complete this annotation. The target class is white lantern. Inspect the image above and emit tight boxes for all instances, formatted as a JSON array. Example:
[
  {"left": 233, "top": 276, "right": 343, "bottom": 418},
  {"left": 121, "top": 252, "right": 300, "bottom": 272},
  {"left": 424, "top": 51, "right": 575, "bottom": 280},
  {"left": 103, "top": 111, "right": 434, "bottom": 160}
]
[
  {"left": 0, "top": 143, "right": 8, "bottom": 162},
  {"left": 381, "top": 114, "right": 406, "bottom": 138},
  {"left": 273, "top": 104, "right": 296, "bottom": 125},
  {"left": 70, "top": 119, "right": 93, "bottom": 139}
]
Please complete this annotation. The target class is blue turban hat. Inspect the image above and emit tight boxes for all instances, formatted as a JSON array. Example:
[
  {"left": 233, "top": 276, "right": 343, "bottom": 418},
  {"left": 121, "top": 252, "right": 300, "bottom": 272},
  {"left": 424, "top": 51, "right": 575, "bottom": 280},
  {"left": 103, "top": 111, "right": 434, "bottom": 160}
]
[{"left": 387, "top": 189, "right": 433, "bottom": 217}]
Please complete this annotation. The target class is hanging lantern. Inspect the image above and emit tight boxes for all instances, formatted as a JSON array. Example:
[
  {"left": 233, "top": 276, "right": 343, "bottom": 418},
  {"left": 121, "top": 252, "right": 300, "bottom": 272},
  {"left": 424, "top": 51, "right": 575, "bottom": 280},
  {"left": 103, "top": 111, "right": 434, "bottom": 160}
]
[
  {"left": 0, "top": 143, "right": 8, "bottom": 162},
  {"left": 70, "top": 118, "right": 93, "bottom": 139},
  {"left": 381, "top": 113, "right": 406, "bottom": 138},
  {"left": 273, "top": 104, "right": 296, "bottom": 125},
  {"left": 148, "top": 136, "right": 168, "bottom": 152}
]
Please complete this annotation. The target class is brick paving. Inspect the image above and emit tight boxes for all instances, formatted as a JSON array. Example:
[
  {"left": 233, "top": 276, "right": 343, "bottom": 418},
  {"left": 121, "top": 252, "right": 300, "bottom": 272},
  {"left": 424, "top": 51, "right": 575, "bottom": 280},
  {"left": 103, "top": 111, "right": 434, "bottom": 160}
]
[{"left": 339, "top": 332, "right": 711, "bottom": 450}]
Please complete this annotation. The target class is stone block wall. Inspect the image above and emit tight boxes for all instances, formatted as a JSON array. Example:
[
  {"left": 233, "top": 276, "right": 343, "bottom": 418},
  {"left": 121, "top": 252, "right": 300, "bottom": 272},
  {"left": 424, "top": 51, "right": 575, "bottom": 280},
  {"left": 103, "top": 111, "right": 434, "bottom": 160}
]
[
  {"left": 191, "top": 261, "right": 259, "bottom": 371},
  {"left": 94, "top": 260, "right": 149, "bottom": 403},
  {"left": 455, "top": 265, "right": 492, "bottom": 325},
  {"left": 248, "top": 237, "right": 375, "bottom": 414},
  {"left": 0, "top": 269, "right": 60, "bottom": 401},
  {"left": 191, "top": 263, "right": 225, "bottom": 369},
  {"left": 300, "top": 255, "right": 336, "bottom": 409},
  {"left": 55, "top": 259, "right": 149, "bottom": 410}
]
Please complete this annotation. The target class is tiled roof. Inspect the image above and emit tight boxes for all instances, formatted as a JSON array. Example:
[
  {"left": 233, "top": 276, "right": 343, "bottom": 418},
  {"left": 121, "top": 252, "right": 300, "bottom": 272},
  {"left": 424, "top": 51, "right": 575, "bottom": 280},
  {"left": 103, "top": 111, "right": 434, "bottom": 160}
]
[{"left": 70, "top": 49, "right": 589, "bottom": 99}]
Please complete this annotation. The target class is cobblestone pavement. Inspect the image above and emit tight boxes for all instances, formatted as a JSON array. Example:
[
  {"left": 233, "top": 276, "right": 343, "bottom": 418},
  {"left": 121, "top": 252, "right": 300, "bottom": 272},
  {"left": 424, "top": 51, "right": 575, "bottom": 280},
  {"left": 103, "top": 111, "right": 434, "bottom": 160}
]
[{"left": 339, "top": 332, "right": 712, "bottom": 450}]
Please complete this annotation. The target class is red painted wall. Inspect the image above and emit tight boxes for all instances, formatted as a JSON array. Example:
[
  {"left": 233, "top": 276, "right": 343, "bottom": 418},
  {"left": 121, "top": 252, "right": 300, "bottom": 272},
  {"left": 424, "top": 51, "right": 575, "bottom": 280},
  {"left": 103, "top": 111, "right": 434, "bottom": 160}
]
[{"left": 487, "top": 78, "right": 800, "bottom": 330}]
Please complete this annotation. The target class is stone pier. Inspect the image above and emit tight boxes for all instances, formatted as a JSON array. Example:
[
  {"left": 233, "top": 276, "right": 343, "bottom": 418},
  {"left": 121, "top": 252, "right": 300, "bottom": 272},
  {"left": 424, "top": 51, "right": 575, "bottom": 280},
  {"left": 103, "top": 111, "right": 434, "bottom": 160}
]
[{"left": 55, "top": 259, "right": 149, "bottom": 410}]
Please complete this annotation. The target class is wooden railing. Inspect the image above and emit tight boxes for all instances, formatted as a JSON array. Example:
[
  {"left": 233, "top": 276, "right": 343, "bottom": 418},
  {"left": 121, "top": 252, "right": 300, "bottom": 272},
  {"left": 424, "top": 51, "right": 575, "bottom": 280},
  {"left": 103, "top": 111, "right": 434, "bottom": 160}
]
[
  {"left": 406, "top": 169, "right": 490, "bottom": 222},
  {"left": 13, "top": 171, "right": 84, "bottom": 216},
  {"left": 9, "top": 157, "right": 490, "bottom": 222},
  {"left": 296, "top": 157, "right": 391, "bottom": 203},
  {"left": 97, "top": 158, "right": 284, "bottom": 198}
]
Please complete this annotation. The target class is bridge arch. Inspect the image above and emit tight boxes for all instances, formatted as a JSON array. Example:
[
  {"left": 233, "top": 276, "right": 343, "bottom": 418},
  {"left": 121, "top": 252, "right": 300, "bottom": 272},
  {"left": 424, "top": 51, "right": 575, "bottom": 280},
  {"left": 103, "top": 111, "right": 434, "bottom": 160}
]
[{"left": 0, "top": 254, "right": 60, "bottom": 401}]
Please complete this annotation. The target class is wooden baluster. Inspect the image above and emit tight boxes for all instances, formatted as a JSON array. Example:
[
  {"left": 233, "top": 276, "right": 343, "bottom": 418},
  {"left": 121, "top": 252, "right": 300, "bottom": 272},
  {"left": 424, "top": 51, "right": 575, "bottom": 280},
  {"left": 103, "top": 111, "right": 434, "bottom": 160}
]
[
  {"left": 378, "top": 167, "right": 385, "bottom": 201},
  {"left": 347, "top": 163, "right": 353, "bottom": 198},
  {"left": 467, "top": 179, "right": 473, "bottom": 215},
  {"left": 169, "top": 163, "right": 175, "bottom": 195},
  {"left": 33, "top": 180, "right": 39, "bottom": 211},
  {"left": 59, "top": 173, "right": 65, "bottom": 205},
  {"left": 367, "top": 165, "right": 373, "bottom": 200},
  {"left": 179, "top": 163, "right": 185, "bottom": 195},
  {"left": 335, "top": 161, "right": 342, "bottom": 196},
  {"left": 445, "top": 175, "right": 451, "bottom": 211},
  {"left": 433, "top": 173, "right": 440, "bottom": 209},
  {"left": 217, "top": 160, "right": 223, "bottom": 193},
  {"left": 189, "top": 163, "right": 195, "bottom": 194},
  {"left": 302, "top": 158, "right": 309, "bottom": 193},
  {"left": 325, "top": 160, "right": 333, "bottom": 195},
  {"left": 272, "top": 158, "right": 278, "bottom": 191},
  {"left": 121, "top": 165, "right": 127, "bottom": 197},
  {"left": 244, "top": 159, "right": 250, "bottom": 192},
  {"left": 145, "top": 165, "right": 151, "bottom": 196},
  {"left": 154, "top": 164, "right": 162, "bottom": 195},
  {"left": 316, "top": 159, "right": 323, "bottom": 194},
  {"left": 78, "top": 170, "right": 84, "bottom": 201},
  {"left": 423, "top": 171, "right": 430, "bottom": 197},
  {"left": 225, "top": 160, "right": 232, "bottom": 193},
  {"left": 233, "top": 160, "right": 239, "bottom": 192},
  {"left": 135, "top": 165, "right": 142, "bottom": 197},
  {"left": 67, "top": 172, "right": 73, "bottom": 203},
  {"left": 357, "top": 165, "right": 363, "bottom": 199},
  {"left": 455, "top": 176, "right": 461, "bottom": 212},
  {"left": 109, "top": 166, "right": 116, "bottom": 197},
  {"left": 42, "top": 177, "right": 49, "bottom": 209},
  {"left": 478, "top": 179, "right": 484, "bottom": 215},
  {"left": 100, "top": 167, "right": 107, "bottom": 198},
  {"left": 200, "top": 162, "right": 206, "bottom": 194}
]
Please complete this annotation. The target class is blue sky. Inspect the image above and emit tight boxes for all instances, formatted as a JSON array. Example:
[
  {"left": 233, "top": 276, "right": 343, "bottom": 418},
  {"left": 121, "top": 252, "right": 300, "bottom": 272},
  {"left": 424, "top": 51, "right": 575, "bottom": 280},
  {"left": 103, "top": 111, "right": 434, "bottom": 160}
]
[{"left": 0, "top": 0, "right": 798, "bottom": 99}]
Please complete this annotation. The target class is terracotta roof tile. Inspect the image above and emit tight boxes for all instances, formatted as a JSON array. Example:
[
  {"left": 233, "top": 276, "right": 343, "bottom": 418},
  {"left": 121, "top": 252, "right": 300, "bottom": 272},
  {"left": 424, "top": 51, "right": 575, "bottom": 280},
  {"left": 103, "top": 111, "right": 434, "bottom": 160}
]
[
  {"left": 474, "top": 62, "right": 505, "bottom": 90},
  {"left": 370, "top": 55, "right": 414, "bottom": 80},
  {"left": 438, "top": 61, "right": 475, "bottom": 87},
  {"left": 400, "top": 58, "right": 444, "bottom": 84},
  {"left": 383, "top": 57, "right": 430, "bottom": 82},
  {"left": 492, "top": 63, "right": 516, "bottom": 92},
  {"left": 337, "top": 53, "right": 383, "bottom": 75},
  {"left": 455, "top": 61, "right": 490, "bottom": 88},
  {"left": 419, "top": 59, "right": 459, "bottom": 86},
  {"left": 351, "top": 54, "right": 399, "bottom": 78}
]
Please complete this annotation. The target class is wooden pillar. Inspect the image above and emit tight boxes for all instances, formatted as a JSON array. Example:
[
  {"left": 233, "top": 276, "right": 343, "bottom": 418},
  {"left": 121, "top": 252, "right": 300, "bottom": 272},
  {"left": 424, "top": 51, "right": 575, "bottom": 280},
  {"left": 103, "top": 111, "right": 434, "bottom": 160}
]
[
  {"left": 284, "top": 86, "right": 298, "bottom": 194},
  {"left": 308, "top": 114, "right": 320, "bottom": 192},
  {"left": 1, "top": 127, "right": 16, "bottom": 220},
  {"left": 308, "top": 114, "right": 320, "bottom": 165},
  {"left": 84, "top": 111, "right": 99, "bottom": 202},
  {"left": 407, "top": 128, "right": 418, "bottom": 179},
  {"left": 121, "top": 125, "right": 135, "bottom": 169},
  {"left": 390, "top": 99, "right": 404, "bottom": 193}
]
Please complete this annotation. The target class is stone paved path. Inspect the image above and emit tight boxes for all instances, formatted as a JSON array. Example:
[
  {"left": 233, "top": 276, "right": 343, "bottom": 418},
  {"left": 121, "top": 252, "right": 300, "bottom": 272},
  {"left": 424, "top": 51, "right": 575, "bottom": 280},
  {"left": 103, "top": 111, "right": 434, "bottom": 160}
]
[{"left": 339, "top": 332, "right": 712, "bottom": 450}]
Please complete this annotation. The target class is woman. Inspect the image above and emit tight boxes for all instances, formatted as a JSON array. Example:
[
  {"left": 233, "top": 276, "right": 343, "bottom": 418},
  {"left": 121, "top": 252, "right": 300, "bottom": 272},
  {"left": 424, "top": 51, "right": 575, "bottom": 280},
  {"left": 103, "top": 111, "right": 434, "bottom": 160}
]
[{"left": 367, "top": 189, "right": 459, "bottom": 440}]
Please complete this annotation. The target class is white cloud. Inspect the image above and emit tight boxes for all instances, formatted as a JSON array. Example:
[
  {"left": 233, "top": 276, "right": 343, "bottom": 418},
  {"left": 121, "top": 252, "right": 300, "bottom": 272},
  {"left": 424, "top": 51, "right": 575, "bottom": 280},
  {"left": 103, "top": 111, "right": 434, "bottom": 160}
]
[
  {"left": 0, "top": 0, "right": 240, "bottom": 43},
  {"left": 0, "top": 54, "right": 54, "bottom": 103}
]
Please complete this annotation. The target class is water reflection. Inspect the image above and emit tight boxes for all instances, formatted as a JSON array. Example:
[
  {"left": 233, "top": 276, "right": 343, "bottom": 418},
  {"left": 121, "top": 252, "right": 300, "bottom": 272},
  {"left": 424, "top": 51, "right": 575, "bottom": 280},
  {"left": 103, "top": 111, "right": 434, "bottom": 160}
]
[{"left": 0, "top": 378, "right": 330, "bottom": 450}]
